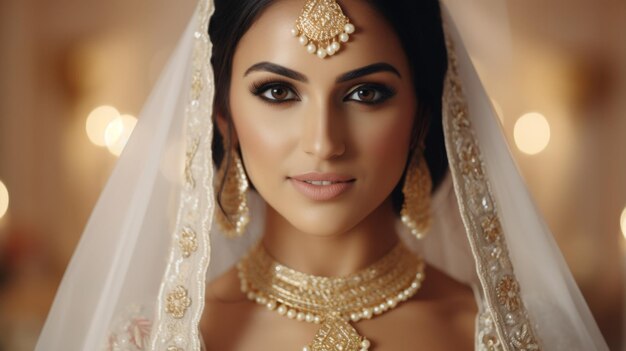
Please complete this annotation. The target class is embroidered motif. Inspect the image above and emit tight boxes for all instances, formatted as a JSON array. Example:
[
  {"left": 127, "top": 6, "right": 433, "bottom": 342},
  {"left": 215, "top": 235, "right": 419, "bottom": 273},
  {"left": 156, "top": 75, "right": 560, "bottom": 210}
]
[
  {"left": 105, "top": 306, "right": 152, "bottom": 351},
  {"left": 184, "top": 138, "right": 200, "bottom": 188},
  {"left": 511, "top": 324, "right": 540, "bottom": 351},
  {"left": 442, "top": 25, "right": 542, "bottom": 351},
  {"left": 481, "top": 215, "right": 502, "bottom": 244},
  {"left": 165, "top": 286, "right": 192, "bottom": 319},
  {"left": 477, "top": 311, "right": 504, "bottom": 351},
  {"left": 179, "top": 227, "right": 199, "bottom": 258},
  {"left": 459, "top": 141, "right": 483, "bottom": 179},
  {"left": 496, "top": 275, "right": 521, "bottom": 312},
  {"left": 152, "top": 1, "right": 216, "bottom": 349}
]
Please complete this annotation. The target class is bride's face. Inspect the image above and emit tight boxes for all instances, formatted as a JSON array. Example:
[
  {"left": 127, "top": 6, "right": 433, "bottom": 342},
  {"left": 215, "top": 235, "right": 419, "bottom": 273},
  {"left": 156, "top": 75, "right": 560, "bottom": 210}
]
[{"left": 228, "top": 0, "right": 417, "bottom": 236}]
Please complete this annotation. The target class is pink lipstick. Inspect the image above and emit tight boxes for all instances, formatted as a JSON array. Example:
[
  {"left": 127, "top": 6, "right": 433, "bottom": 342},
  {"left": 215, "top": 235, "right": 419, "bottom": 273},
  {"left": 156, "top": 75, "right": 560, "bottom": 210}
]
[{"left": 289, "top": 173, "right": 355, "bottom": 201}]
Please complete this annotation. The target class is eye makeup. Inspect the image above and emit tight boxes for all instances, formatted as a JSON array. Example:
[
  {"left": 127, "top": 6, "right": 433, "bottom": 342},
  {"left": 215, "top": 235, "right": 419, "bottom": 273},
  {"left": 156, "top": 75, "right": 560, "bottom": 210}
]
[
  {"left": 343, "top": 83, "right": 396, "bottom": 105},
  {"left": 249, "top": 78, "right": 301, "bottom": 104},
  {"left": 249, "top": 78, "right": 397, "bottom": 106}
]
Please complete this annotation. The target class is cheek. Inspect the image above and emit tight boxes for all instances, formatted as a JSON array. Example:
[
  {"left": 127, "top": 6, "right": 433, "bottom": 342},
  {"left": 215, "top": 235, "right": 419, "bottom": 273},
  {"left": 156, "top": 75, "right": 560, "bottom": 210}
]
[
  {"left": 366, "top": 121, "right": 411, "bottom": 159},
  {"left": 352, "top": 104, "right": 415, "bottom": 180},
  {"left": 229, "top": 93, "right": 296, "bottom": 188}
]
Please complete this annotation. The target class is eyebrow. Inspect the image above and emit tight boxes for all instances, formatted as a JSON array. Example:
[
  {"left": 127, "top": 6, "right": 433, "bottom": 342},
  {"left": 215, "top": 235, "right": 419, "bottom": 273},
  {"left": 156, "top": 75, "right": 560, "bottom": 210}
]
[
  {"left": 244, "top": 62, "right": 401, "bottom": 83},
  {"left": 336, "top": 62, "right": 401, "bottom": 83},
  {"left": 244, "top": 62, "right": 308, "bottom": 82}
]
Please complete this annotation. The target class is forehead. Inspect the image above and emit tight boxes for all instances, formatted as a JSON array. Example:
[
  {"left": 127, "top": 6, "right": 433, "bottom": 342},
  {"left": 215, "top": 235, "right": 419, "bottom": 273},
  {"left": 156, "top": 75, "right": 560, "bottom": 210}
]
[{"left": 232, "top": 0, "right": 411, "bottom": 80}]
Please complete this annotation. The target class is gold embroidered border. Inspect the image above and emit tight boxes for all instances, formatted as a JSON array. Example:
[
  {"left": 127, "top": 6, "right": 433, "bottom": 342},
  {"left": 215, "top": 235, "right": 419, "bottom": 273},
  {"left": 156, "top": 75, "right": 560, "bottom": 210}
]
[
  {"left": 442, "top": 25, "right": 541, "bottom": 351},
  {"left": 151, "top": 0, "right": 216, "bottom": 350}
]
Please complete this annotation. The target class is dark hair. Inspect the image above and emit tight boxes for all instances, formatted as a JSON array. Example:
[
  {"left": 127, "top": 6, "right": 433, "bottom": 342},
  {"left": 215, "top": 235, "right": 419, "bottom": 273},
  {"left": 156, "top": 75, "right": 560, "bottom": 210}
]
[{"left": 209, "top": 0, "right": 448, "bottom": 213}]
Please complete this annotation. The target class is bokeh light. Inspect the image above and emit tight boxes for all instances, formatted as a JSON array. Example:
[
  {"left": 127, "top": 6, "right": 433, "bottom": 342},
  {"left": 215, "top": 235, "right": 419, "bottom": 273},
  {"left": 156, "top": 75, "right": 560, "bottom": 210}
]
[
  {"left": 0, "top": 180, "right": 9, "bottom": 220},
  {"left": 514, "top": 112, "right": 551, "bottom": 155},
  {"left": 105, "top": 114, "right": 137, "bottom": 157},
  {"left": 86, "top": 105, "right": 120, "bottom": 146}
]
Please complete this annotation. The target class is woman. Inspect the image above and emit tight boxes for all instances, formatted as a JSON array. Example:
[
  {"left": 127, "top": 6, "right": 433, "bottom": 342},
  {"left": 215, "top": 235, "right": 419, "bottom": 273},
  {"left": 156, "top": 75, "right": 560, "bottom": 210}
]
[
  {"left": 36, "top": 0, "right": 609, "bottom": 350},
  {"left": 202, "top": 0, "right": 475, "bottom": 350},
  {"left": 203, "top": 1, "right": 476, "bottom": 350}
]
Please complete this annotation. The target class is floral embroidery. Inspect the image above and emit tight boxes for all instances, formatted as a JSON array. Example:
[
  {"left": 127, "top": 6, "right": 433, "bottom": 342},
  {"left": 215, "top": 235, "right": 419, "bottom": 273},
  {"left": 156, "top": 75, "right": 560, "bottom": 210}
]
[
  {"left": 105, "top": 306, "right": 152, "bottom": 351},
  {"left": 511, "top": 324, "right": 540, "bottom": 351},
  {"left": 477, "top": 310, "right": 504, "bottom": 351},
  {"left": 152, "top": 1, "right": 215, "bottom": 350},
  {"left": 496, "top": 276, "right": 521, "bottom": 312},
  {"left": 443, "top": 24, "right": 542, "bottom": 350},
  {"left": 483, "top": 335, "right": 502, "bottom": 351},
  {"left": 128, "top": 317, "right": 152, "bottom": 349},
  {"left": 184, "top": 138, "right": 200, "bottom": 189},
  {"left": 481, "top": 215, "right": 502, "bottom": 243},
  {"left": 179, "top": 227, "right": 198, "bottom": 258},
  {"left": 166, "top": 286, "right": 192, "bottom": 319},
  {"left": 459, "top": 141, "right": 483, "bottom": 180}
]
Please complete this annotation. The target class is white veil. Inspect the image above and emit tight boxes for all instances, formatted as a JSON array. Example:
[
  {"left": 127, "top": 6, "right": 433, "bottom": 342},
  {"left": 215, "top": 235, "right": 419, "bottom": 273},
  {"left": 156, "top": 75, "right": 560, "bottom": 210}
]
[{"left": 35, "top": 0, "right": 609, "bottom": 350}]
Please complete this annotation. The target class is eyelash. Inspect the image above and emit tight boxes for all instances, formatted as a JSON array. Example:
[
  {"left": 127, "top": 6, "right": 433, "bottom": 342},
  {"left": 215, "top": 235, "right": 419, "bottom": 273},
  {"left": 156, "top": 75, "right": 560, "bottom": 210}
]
[
  {"left": 343, "top": 83, "right": 396, "bottom": 105},
  {"left": 250, "top": 79, "right": 300, "bottom": 104},
  {"left": 249, "top": 80, "right": 396, "bottom": 105}
]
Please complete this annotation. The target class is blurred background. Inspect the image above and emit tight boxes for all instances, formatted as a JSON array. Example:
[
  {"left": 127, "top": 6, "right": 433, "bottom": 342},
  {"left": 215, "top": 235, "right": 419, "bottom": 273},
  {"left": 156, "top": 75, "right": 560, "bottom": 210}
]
[{"left": 0, "top": 0, "right": 624, "bottom": 350}]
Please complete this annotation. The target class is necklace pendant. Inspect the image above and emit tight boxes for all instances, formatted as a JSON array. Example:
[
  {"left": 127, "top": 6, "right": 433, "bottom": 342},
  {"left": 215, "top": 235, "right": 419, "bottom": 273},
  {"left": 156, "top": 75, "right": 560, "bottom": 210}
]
[
  {"left": 308, "top": 316, "right": 370, "bottom": 351},
  {"left": 239, "top": 243, "right": 423, "bottom": 351}
]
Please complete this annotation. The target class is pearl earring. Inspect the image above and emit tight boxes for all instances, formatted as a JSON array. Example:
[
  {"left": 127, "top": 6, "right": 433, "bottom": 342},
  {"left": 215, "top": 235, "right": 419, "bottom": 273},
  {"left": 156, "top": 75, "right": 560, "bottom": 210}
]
[
  {"left": 215, "top": 150, "right": 250, "bottom": 238},
  {"left": 401, "top": 152, "right": 433, "bottom": 240}
]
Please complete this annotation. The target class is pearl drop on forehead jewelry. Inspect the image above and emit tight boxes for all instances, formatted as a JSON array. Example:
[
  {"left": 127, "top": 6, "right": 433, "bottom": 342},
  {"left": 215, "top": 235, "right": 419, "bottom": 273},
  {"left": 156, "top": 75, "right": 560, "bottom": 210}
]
[
  {"left": 293, "top": 0, "right": 356, "bottom": 59},
  {"left": 344, "top": 23, "right": 355, "bottom": 34}
]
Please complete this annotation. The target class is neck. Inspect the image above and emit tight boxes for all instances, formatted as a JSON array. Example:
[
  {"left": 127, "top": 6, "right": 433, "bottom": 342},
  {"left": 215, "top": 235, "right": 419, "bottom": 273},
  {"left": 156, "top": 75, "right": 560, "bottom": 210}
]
[{"left": 261, "top": 200, "right": 399, "bottom": 277}]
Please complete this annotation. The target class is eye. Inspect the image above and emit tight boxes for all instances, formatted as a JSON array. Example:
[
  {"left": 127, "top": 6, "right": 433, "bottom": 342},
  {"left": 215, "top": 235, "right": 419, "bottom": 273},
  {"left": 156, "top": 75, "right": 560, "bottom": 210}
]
[
  {"left": 251, "top": 81, "right": 300, "bottom": 103},
  {"left": 344, "top": 84, "right": 395, "bottom": 104}
]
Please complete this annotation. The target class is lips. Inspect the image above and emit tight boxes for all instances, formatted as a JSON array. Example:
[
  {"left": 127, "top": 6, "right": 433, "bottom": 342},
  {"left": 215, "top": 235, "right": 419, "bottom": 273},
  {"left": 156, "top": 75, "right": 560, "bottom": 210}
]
[
  {"left": 289, "top": 173, "right": 355, "bottom": 201},
  {"left": 300, "top": 180, "right": 342, "bottom": 186}
]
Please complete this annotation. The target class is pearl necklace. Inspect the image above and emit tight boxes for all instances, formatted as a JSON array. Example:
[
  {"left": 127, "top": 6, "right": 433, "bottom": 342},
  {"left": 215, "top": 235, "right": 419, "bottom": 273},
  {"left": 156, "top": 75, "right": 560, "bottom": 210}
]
[{"left": 237, "top": 242, "right": 425, "bottom": 351}]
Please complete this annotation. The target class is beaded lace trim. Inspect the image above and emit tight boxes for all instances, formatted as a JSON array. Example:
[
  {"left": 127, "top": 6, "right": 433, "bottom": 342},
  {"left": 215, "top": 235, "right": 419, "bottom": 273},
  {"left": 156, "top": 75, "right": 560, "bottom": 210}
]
[
  {"left": 442, "top": 22, "right": 542, "bottom": 351},
  {"left": 149, "top": 0, "right": 216, "bottom": 350}
]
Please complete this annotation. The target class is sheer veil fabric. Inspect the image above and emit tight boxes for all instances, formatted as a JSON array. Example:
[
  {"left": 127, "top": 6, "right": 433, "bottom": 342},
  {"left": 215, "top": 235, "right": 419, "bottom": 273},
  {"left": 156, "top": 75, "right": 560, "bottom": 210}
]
[{"left": 36, "top": 0, "right": 609, "bottom": 350}]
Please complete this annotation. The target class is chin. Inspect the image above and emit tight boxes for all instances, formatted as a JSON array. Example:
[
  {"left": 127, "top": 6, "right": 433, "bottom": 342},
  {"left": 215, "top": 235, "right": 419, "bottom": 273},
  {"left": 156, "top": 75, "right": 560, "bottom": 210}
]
[{"left": 281, "top": 206, "right": 368, "bottom": 237}]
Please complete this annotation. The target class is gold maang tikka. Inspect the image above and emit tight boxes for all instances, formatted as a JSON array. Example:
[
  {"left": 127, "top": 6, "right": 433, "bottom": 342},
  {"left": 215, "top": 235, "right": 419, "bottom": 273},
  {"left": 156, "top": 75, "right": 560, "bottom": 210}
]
[{"left": 291, "top": 0, "right": 356, "bottom": 59}]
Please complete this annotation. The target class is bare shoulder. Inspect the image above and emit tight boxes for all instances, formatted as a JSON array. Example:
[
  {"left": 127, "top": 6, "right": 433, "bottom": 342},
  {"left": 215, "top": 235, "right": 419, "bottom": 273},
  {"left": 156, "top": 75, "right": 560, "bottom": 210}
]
[
  {"left": 205, "top": 266, "right": 246, "bottom": 304},
  {"left": 355, "top": 263, "right": 477, "bottom": 349},
  {"left": 200, "top": 266, "right": 251, "bottom": 347},
  {"left": 409, "top": 263, "right": 477, "bottom": 342},
  {"left": 417, "top": 263, "right": 477, "bottom": 305}
]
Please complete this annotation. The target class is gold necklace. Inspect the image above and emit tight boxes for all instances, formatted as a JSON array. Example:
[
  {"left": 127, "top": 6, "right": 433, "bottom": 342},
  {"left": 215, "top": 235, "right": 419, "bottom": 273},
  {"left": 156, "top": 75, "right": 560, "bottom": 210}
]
[{"left": 237, "top": 241, "right": 425, "bottom": 351}]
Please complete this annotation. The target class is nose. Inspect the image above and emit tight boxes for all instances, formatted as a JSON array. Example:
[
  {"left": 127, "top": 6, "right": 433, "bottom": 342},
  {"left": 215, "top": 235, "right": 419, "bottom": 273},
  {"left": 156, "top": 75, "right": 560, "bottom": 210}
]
[{"left": 300, "top": 102, "right": 346, "bottom": 160}]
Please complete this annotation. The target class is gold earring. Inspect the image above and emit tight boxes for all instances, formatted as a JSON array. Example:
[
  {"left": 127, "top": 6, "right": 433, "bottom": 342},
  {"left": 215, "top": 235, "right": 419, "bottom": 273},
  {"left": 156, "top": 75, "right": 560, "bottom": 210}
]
[
  {"left": 401, "top": 152, "right": 432, "bottom": 240},
  {"left": 216, "top": 150, "right": 250, "bottom": 238},
  {"left": 291, "top": 0, "right": 356, "bottom": 59}
]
